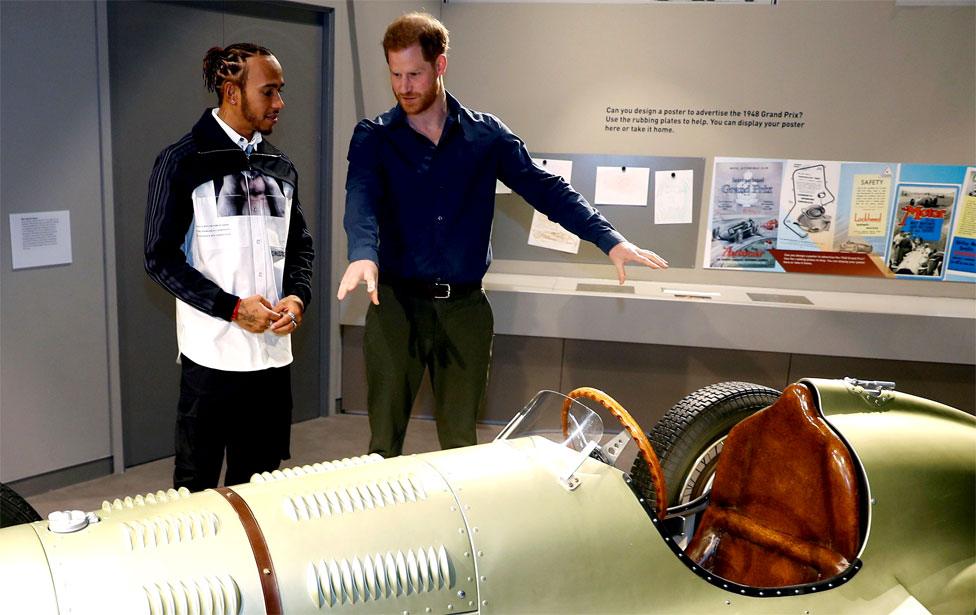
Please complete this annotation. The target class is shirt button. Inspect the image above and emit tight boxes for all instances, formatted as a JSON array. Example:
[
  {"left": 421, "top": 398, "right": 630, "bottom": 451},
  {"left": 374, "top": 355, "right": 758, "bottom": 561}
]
[{"left": 256, "top": 239, "right": 262, "bottom": 244}]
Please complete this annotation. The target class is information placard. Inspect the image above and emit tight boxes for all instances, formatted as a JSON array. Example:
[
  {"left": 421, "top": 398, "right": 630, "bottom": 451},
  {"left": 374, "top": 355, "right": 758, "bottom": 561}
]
[{"left": 9, "top": 210, "right": 73, "bottom": 270}]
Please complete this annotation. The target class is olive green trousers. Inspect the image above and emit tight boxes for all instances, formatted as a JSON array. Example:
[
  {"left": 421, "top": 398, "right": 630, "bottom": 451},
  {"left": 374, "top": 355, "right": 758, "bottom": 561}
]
[{"left": 364, "top": 283, "right": 494, "bottom": 457}]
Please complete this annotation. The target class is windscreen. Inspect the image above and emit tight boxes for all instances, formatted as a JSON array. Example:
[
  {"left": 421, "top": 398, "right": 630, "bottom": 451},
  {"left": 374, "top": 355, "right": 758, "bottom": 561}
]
[{"left": 495, "top": 390, "right": 605, "bottom": 453}]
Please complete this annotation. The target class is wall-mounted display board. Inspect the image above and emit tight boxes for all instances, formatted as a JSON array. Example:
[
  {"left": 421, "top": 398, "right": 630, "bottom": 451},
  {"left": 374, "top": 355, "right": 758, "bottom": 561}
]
[
  {"left": 704, "top": 158, "right": 975, "bottom": 283},
  {"left": 493, "top": 153, "right": 706, "bottom": 268}
]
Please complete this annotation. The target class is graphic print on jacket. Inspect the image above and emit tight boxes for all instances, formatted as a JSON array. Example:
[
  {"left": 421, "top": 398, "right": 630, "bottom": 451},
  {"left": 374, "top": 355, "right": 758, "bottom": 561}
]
[
  {"left": 216, "top": 171, "right": 287, "bottom": 217},
  {"left": 180, "top": 172, "right": 294, "bottom": 370}
]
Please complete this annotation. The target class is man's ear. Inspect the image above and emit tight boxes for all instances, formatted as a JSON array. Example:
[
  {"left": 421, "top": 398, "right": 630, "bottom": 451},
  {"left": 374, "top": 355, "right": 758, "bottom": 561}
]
[
  {"left": 435, "top": 54, "right": 447, "bottom": 78},
  {"left": 223, "top": 81, "right": 240, "bottom": 105}
]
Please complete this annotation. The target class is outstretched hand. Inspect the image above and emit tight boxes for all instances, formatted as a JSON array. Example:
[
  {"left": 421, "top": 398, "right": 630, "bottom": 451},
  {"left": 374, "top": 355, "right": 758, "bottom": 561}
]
[
  {"left": 337, "top": 259, "right": 380, "bottom": 305},
  {"left": 608, "top": 241, "right": 669, "bottom": 284}
]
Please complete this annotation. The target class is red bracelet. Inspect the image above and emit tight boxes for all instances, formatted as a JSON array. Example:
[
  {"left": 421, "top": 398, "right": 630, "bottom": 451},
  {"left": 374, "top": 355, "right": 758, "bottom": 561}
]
[{"left": 231, "top": 298, "right": 242, "bottom": 321}]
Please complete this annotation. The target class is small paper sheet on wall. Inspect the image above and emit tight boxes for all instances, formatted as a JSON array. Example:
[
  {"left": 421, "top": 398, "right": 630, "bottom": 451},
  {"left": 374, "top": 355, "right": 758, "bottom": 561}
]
[
  {"left": 9, "top": 210, "right": 73, "bottom": 269},
  {"left": 534, "top": 157, "right": 574, "bottom": 184},
  {"left": 654, "top": 169, "right": 694, "bottom": 224},
  {"left": 595, "top": 166, "right": 650, "bottom": 206},
  {"left": 527, "top": 157, "right": 580, "bottom": 253},
  {"left": 528, "top": 210, "right": 581, "bottom": 253}
]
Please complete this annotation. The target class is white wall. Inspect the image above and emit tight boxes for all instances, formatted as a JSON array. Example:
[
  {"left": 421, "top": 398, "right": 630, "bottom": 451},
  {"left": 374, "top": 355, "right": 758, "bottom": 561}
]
[{"left": 0, "top": 1, "right": 114, "bottom": 482}]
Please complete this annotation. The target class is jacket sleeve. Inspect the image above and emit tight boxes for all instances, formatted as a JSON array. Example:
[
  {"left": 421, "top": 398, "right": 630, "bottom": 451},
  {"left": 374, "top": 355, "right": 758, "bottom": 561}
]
[
  {"left": 495, "top": 125, "right": 625, "bottom": 254},
  {"left": 144, "top": 146, "right": 240, "bottom": 321},
  {"left": 283, "top": 188, "right": 315, "bottom": 308}
]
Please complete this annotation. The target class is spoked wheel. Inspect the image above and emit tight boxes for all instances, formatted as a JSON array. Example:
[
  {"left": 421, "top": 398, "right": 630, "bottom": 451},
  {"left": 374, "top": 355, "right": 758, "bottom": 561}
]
[{"left": 630, "top": 382, "right": 781, "bottom": 512}]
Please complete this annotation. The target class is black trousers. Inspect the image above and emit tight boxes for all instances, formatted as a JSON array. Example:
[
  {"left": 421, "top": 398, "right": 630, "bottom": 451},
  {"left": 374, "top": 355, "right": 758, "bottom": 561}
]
[
  {"left": 364, "top": 283, "right": 494, "bottom": 458},
  {"left": 174, "top": 355, "right": 292, "bottom": 491}
]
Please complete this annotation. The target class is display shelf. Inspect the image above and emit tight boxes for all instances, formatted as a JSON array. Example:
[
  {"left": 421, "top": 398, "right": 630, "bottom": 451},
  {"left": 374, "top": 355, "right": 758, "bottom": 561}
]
[{"left": 338, "top": 273, "right": 976, "bottom": 365}]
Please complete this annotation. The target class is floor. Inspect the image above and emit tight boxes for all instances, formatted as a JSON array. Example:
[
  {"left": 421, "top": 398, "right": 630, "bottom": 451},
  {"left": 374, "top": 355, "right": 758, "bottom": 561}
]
[{"left": 26, "top": 414, "right": 503, "bottom": 519}]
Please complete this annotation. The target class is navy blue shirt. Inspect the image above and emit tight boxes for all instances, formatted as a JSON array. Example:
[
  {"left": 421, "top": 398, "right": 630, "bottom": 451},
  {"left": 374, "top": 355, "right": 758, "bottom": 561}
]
[{"left": 344, "top": 92, "right": 625, "bottom": 284}]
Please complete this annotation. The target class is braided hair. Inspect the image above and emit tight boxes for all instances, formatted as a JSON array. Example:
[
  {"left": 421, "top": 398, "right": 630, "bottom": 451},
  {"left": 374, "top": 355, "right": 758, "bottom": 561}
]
[{"left": 202, "top": 43, "right": 273, "bottom": 102}]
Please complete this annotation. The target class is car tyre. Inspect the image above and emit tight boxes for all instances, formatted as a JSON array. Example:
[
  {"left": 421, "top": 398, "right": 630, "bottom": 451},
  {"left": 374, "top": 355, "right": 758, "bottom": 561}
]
[
  {"left": 0, "top": 482, "right": 41, "bottom": 528},
  {"left": 630, "top": 381, "right": 781, "bottom": 511}
]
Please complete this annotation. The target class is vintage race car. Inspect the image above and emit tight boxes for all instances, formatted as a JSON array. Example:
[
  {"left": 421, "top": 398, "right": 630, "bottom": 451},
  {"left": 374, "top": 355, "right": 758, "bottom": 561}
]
[
  {"left": 892, "top": 246, "right": 945, "bottom": 277},
  {"left": 838, "top": 240, "right": 873, "bottom": 254},
  {"left": 712, "top": 219, "right": 760, "bottom": 244},
  {"left": 0, "top": 378, "right": 972, "bottom": 614}
]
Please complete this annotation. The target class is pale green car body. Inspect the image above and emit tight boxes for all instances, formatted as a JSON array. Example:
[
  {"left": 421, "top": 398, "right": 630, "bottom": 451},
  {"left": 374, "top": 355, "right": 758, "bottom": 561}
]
[{"left": 0, "top": 378, "right": 972, "bottom": 614}]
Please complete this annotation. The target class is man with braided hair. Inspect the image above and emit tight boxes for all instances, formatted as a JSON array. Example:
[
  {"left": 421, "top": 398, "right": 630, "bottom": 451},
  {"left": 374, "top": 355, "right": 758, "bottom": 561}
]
[{"left": 145, "top": 43, "right": 314, "bottom": 491}]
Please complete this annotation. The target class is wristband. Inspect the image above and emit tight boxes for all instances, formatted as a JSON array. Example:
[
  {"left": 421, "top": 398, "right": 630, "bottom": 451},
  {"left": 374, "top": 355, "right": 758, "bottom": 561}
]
[{"left": 231, "top": 298, "right": 242, "bottom": 321}]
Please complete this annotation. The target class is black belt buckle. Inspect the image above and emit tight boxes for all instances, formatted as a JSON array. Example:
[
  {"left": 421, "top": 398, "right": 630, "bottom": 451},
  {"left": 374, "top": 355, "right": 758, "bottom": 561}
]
[{"left": 432, "top": 282, "right": 451, "bottom": 299}]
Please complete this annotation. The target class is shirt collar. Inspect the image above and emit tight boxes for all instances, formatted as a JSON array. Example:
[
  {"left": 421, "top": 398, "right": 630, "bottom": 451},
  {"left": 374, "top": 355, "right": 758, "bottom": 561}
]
[
  {"left": 211, "top": 108, "right": 263, "bottom": 152},
  {"left": 443, "top": 91, "right": 462, "bottom": 133}
]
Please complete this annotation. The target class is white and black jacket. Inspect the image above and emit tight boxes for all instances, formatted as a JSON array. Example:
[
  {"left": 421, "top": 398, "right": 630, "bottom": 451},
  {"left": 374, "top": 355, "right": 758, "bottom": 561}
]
[{"left": 145, "top": 110, "right": 314, "bottom": 371}]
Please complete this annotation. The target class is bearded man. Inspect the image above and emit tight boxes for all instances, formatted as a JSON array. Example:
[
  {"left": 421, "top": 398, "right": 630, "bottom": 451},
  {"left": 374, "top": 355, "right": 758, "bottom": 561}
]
[
  {"left": 145, "top": 43, "right": 314, "bottom": 490},
  {"left": 337, "top": 13, "right": 667, "bottom": 458}
]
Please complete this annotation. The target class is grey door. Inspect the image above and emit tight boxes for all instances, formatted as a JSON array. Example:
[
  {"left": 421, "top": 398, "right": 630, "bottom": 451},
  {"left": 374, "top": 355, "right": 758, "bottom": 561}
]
[{"left": 108, "top": 1, "right": 332, "bottom": 467}]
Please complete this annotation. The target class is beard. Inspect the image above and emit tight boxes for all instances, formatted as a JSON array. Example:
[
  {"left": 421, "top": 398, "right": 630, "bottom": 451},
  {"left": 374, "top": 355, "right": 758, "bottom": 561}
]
[
  {"left": 242, "top": 94, "right": 274, "bottom": 135},
  {"left": 396, "top": 80, "right": 441, "bottom": 116}
]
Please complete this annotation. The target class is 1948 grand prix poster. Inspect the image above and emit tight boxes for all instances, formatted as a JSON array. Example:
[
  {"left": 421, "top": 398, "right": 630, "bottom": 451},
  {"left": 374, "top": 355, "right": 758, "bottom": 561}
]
[{"left": 704, "top": 158, "right": 972, "bottom": 283}]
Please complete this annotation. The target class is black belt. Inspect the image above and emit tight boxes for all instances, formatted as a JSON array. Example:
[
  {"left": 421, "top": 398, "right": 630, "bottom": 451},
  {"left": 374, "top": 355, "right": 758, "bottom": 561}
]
[{"left": 387, "top": 279, "right": 482, "bottom": 300}]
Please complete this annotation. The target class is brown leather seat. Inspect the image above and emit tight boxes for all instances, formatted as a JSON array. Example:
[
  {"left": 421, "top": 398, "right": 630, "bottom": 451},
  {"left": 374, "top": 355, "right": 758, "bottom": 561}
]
[{"left": 685, "top": 383, "right": 861, "bottom": 587}]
